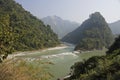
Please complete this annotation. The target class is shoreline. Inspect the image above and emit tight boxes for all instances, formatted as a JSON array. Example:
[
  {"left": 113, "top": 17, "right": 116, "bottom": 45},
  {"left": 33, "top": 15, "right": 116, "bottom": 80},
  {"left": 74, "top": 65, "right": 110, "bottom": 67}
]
[{"left": 7, "top": 44, "right": 68, "bottom": 59}]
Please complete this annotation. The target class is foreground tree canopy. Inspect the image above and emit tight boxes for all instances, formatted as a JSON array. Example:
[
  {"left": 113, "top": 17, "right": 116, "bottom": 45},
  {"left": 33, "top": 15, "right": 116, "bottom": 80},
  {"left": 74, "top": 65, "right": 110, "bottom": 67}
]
[
  {"left": 67, "top": 36, "right": 120, "bottom": 80},
  {"left": 0, "top": 13, "right": 15, "bottom": 62}
]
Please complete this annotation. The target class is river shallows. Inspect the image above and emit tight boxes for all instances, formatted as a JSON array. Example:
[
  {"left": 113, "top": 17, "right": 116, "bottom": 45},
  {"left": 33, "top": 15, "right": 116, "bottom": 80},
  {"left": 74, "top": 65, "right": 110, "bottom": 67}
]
[{"left": 13, "top": 44, "right": 106, "bottom": 80}]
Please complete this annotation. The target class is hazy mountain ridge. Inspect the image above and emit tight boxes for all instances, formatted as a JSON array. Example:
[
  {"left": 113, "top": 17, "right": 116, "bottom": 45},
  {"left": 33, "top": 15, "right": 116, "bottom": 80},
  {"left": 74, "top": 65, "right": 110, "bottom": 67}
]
[
  {"left": 62, "top": 12, "right": 114, "bottom": 51},
  {"left": 109, "top": 20, "right": 120, "bottom": 34},
  {"left": 42, "top": 16, "right": 79, "bottom": 39}
]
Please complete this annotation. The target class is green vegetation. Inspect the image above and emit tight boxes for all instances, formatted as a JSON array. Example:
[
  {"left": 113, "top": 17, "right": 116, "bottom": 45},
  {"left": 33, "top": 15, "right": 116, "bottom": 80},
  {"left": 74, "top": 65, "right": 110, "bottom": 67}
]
[
  {"left": 75, "top": 12, "right": 114, "bottom": 50},
  {"left": 107, "top": 35, "right": 120, "bottom": 54},
  {"left": 62, "top": 12, "right": 114, "bottom": 51},
  {"left": 67, "top": 35, "right": 120, "bottom": 80},
  {"left": 0, "top": 13, "right": 14, "bottom": 62},
  {"left": 0, "top": 0, "right": 60, "bottom": 79},
  {"left": 0, "top": 0, "right": 59, "bottom": 51}
]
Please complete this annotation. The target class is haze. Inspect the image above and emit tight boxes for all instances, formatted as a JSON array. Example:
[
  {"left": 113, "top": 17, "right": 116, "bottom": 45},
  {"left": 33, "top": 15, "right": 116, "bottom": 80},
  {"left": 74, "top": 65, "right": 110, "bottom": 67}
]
[{"left": 15, "top": 0, "right": 120, "bottom": 23}]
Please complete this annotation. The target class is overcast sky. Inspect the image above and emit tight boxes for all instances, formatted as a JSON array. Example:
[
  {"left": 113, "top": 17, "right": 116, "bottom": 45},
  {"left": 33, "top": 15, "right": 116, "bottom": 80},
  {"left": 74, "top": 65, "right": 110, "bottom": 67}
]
[{"left": 15, "top": 0, "right": 120, "bottom": 23}]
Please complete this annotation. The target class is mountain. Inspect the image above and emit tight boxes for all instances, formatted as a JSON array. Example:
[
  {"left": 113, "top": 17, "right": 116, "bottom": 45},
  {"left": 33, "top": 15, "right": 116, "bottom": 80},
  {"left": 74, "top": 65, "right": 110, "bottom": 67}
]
[
  {"left": 42, "top": 16, "right": 79, "bottom": 39},
  {"left": 109, "top": 20, "right": 120, "bottom": 34},
  {"left": 0, "top": 0, "right": 60, "bottom": 51},
  {"left": 62, "top": 12, "right": 114, "bottom": 50}
]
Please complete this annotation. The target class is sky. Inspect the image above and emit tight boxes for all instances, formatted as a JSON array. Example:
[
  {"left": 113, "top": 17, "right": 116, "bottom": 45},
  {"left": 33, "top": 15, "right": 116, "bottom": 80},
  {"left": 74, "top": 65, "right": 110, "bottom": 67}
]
[{"left": 15, "top": 0, "right": 120, "bottom": 23}]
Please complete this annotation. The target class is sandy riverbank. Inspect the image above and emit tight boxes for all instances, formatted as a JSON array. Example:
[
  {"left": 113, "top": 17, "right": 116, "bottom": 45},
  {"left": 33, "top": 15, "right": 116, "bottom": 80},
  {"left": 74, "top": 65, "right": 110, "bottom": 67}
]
[{"left": 7, "top": 44, "right": 68, "bottom": 59}]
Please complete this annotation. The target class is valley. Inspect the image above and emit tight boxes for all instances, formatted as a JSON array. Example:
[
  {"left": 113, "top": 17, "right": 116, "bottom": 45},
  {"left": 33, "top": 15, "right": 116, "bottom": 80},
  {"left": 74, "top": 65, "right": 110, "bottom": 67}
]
[
  {"left": 0, "top": 0, "right": 120, "bottom": 80},
  {"left": 8, "top": 44, "right": 106, "bottom": 80}
]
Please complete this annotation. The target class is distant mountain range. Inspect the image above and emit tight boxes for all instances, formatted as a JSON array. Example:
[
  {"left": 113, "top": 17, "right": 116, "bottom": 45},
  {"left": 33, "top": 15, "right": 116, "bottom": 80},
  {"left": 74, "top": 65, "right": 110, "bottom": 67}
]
[
  {"left": 109, "top": 20, "right": 120, "bottom": 34},
  {"left": 42, "top": 16, "right": 80, "bottom": 39},
  {"left": 62, "top": 12, "right": 114, "bottom": 51}
]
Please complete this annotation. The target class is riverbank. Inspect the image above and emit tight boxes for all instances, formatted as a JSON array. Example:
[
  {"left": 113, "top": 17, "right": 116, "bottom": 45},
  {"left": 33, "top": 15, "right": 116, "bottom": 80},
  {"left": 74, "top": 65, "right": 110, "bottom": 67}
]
[
  {"left": 6, "top": 44, "right": 106, "bottom": 80},
  {"left": 7, "top": 44, "right": 68, "bottom": 59}
]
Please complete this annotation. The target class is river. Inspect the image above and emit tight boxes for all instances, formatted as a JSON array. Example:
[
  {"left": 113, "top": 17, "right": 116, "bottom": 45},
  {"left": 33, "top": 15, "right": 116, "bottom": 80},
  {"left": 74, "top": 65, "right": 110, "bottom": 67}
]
[{"left": 8, "top": 44, "right": 105, "bottom": 80}]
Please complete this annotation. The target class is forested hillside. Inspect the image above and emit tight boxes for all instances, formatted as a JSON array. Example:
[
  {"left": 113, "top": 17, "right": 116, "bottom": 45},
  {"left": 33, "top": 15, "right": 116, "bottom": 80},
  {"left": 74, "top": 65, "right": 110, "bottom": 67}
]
[
  {"left": 67, "top": 35, "right": 120, "bottom": 80},
  {"left": 0, "top": 1, "right": 59, "bottom": 79},
  {"left": 62, "top": 12, "right": 114, "bottom": 51},
  {"left": 0, "top": 0, "right": 60, "bottom": 51}
]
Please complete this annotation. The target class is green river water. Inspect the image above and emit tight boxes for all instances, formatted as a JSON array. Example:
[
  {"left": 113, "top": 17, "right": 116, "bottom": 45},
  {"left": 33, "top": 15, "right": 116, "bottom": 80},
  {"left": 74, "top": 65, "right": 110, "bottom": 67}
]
[{"left": 16, "top": 44, "right": 106, "bottom": 80}]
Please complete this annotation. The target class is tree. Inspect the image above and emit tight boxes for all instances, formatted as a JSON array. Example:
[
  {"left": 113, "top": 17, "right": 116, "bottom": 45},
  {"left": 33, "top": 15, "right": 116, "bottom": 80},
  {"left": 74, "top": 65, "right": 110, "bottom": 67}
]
[
  {"left": 107, "top": 35, "right": 120, "bottom": 54},
  {"left": 0, "top": 13, "right": 14, "bottom": 62}
]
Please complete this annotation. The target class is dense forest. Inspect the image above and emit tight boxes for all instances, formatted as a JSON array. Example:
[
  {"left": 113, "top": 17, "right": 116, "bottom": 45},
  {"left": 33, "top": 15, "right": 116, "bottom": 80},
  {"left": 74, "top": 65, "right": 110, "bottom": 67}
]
[
  {"left": 0, "top": 13, "right": 14, "bottom": 62},
  {"left": 62, "top": 12, "right": 114, "bottom": 51},
  {"left": 66, "top": 35, "right": 120, "bottom": 80},
  {"left": 0, "top": 0, "right": 60, "bottom": 52},
  {"left": 0, "top": 0, "right": 59, "bottom": 79}
]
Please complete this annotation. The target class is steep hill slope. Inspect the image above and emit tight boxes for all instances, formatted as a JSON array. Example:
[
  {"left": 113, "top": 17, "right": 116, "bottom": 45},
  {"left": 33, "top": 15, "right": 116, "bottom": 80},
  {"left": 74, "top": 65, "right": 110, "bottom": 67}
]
[
  {"left": 42, "top": 16, "right": 79, "bottom": 39},
  {"left": 0, "top": 0, "right": 60, "bottom": 51},
  {"left": 62, "top": 12, "right": 114, "bottom": 50},
  {"left": 67, "top": 35, "right": 120, "bottom": 80},
  {"left": 109, "top": 20, "right": 120, "bottom": 34}
]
